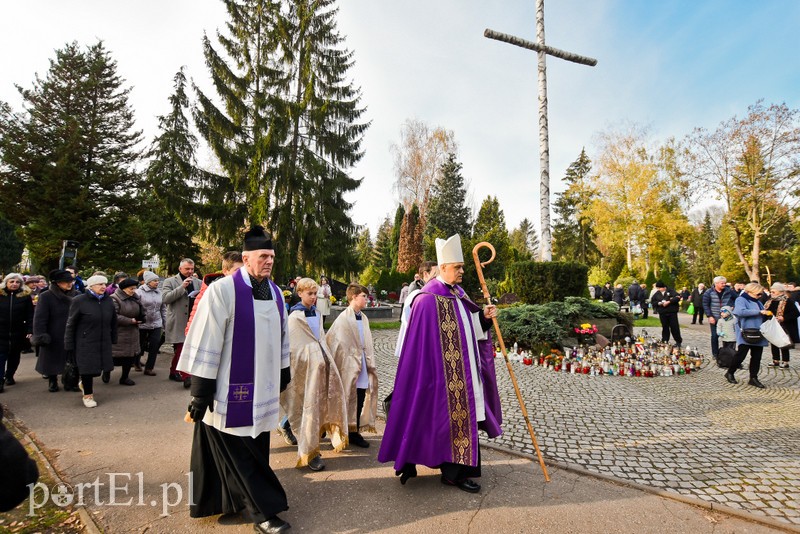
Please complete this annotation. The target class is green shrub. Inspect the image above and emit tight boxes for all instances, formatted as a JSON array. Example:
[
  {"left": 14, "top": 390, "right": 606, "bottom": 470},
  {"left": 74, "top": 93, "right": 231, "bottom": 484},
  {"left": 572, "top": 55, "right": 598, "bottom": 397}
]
[
  {"left": 375, "top": 268, "right": 416, "bottom": 296},
  {"left": 497, "top": 296, "right": 628, "bottom": 349},
  {"left": 508, "top": 261, "right": 589, "bottom": 304}
]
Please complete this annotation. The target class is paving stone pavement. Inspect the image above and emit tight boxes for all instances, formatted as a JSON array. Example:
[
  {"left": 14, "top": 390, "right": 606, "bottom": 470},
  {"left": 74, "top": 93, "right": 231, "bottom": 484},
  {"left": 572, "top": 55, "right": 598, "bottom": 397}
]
[{"left": 372, "top": 313, "right": 800, "bottom": 527}]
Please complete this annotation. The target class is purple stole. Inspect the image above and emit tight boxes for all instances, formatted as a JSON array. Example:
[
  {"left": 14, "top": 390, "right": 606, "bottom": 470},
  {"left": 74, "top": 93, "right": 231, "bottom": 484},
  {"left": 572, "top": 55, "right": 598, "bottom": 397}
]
[{"left": 225, "top": 269, "right": 284, "bottom": 428}]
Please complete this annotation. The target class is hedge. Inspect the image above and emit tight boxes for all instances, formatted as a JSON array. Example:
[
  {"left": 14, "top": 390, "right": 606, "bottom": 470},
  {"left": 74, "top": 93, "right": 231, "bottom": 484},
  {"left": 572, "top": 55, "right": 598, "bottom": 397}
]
[{"left": 507, "top": 261, "right": 589, "bottom": 304}]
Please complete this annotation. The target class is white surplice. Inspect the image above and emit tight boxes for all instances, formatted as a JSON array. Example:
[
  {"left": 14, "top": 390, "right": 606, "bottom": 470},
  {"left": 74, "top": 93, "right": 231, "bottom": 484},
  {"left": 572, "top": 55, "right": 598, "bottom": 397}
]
[{"left": 177, "top": 268, "right": 290, "bottom": 438}]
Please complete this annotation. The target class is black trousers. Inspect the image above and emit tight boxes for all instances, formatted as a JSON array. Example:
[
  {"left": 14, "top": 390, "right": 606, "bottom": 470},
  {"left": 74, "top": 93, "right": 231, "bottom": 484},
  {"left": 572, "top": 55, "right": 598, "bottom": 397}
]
[
  {"left": 80, "top": 374, "right": 95, "bottom": 395},
  {"left": 731, "top": 344, "right": 763, "bottom": 378},
  {"left": 139, "top": 328, "right": 162, "bottom": 370},
  {"left": 2, "top": 347, "right": 22, "bottom": 380},
  {"left": 355, "top": 387, "right": 366, "bottom": 429},
  {"left": 770, "top": 344, "right": 791, "bottom": 362},
  {"left": 692, "top": 308, "right": 705, "bottom": 324},
  {"left": 659, "top": 312, "right": 682, "bottom": 345}
]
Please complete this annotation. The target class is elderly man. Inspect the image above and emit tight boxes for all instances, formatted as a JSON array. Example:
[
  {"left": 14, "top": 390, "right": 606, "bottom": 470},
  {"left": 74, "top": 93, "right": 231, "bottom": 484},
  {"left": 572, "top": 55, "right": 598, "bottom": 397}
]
[
  {"left": 378, "top": 234, "right": 503, "bottom": 494},
  {"left": 702, "top": 276, "right": 735, "bottom": 360},
  {"left": 690, "top": 283, "right": 706, "bottom": 324},
  {"left": 163, "top": 258, "right": 202, "bottom": 384},
  {"left": 177, "top": 226, "right": 291, "bottom": 533}
]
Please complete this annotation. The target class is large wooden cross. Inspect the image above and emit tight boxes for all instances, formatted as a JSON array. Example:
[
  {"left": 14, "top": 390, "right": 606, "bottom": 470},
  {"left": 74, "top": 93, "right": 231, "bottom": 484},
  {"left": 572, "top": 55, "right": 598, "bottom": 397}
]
[{"left": 485, "top": 0, "right": 597, "bottom": 261}]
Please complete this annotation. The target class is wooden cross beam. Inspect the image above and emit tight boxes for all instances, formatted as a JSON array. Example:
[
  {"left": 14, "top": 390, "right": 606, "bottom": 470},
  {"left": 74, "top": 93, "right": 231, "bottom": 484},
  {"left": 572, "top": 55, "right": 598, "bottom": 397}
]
[{"left": 485, "top": 2, "right": 597, "bottom": 261}]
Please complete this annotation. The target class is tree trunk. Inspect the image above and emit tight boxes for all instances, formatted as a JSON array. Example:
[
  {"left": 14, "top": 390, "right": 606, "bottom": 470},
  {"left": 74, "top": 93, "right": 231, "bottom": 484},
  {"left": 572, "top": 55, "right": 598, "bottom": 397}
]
[{"left": 536, "top": 0, "right": 552, "bottom": 261}]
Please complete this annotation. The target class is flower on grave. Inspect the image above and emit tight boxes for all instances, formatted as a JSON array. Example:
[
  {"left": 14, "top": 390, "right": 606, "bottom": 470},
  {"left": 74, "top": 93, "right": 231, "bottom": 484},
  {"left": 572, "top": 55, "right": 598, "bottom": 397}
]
[{"left": 573, "top": 323, "right": 598, "bottom": 335}]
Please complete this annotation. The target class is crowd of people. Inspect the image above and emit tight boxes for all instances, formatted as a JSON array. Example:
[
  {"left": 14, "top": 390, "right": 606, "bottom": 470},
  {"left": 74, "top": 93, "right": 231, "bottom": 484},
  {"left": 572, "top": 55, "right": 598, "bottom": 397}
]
[
  {"left": 593, "top": 276, "right": 799, "bottom": 389},
  {"left": 5, "top": 232, "right": 798, "bottom": 531}
]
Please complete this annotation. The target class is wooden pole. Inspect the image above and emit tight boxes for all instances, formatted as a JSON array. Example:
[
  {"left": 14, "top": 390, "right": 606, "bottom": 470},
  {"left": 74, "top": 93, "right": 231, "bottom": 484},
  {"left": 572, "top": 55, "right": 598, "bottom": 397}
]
[{"left": 472, "top": 241, "right": 551, "bottom": 481}]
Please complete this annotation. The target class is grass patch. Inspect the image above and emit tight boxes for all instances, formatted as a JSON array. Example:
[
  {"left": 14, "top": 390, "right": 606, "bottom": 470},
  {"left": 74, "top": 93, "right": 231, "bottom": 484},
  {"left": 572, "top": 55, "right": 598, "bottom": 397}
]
[
  {"left": 633, "top": 317, "right": 665, "bottom": 327},
  {"left": 1, "top": 421, "right": 84, "bottom": 533}
]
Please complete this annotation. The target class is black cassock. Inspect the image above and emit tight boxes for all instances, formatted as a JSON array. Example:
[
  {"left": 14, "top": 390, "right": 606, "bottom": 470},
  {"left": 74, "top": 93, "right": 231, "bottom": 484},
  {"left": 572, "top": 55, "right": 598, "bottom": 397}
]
[{"left": 190, "top": 423, "right": 288, "bottom": 522}]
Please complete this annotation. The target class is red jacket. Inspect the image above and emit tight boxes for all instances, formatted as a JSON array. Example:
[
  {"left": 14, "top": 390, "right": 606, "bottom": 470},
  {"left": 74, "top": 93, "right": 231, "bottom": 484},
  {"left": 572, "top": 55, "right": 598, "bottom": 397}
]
[{"left": 185, "top": 272, "right": 225, "bottom": 336}]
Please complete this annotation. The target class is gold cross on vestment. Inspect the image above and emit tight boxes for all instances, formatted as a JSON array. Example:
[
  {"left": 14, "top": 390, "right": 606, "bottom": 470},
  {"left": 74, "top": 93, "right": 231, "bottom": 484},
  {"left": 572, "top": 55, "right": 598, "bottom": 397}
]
[{"left": 233, "top": 385, "right": 250, "bottom": 401}]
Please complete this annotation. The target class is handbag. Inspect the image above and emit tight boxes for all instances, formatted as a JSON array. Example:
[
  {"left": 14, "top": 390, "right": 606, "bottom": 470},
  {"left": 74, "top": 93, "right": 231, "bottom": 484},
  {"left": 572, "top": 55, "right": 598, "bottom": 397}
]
[
  {"left": 62, "top": 359, "right": 80, "bottom": 391},
  {"left": 686, "top": 303, "right": 695, "bottom": 315},
  {"left": 760, "top": 317, "right": 792, "bottom": 347},
  {"left": 631, "top": 303, "right": 642, "bottom": 315},
  {"left": 740, "top": 328, "right": 764, "bottom": 344}
]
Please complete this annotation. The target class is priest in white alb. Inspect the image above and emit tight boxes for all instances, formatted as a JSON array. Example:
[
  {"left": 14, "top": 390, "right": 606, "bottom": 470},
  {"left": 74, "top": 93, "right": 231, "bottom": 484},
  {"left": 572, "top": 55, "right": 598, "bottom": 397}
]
[{"left": 177, "top": 226, "right": 292, "bottom": 534}]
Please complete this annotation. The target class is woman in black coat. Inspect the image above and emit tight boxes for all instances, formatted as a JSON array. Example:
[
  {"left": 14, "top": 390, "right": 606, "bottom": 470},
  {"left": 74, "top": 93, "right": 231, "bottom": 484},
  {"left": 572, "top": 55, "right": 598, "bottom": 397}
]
[
  {"left": 33, "top": 270, "right": 78, "bottom": 392},
  {"left": 64, "top": 275, "right": 117, "bottom": 408},
  {"left": 0, "top": 273, "right": 34, "bottom": 392},
  {"left": 765, "top": 282, "right": 799, "bottom": 369}
]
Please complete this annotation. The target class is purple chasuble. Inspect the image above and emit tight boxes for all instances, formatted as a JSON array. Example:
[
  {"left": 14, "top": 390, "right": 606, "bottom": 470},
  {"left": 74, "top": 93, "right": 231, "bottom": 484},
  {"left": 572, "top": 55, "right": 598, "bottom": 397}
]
[
  {"left": 225, "top": 269, "right": 283, "bottom": 428},
  {"left": 377, "top": 279, "right": 502, "bottom": 470}
]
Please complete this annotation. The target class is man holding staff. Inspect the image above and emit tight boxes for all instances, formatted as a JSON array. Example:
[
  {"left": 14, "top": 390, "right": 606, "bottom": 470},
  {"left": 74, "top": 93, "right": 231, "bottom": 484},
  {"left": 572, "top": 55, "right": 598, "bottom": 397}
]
[
  {"left": 178, "top": 226, "right": 292, "bottom": 534},
  {"left": 378, "top": 234, "right": 503, "bottom": 493}
]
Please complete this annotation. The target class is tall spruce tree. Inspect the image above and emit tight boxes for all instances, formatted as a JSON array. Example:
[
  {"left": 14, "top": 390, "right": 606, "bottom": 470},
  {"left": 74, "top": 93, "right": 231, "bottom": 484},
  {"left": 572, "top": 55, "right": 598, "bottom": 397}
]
[
  {"left": 509, "top": 218, "right": 538, "bottom": 260},
  {"left": 371, "top": 217, "right": 393, "bottom": 270},
  {"left": 143, "top": 67, "right": 201, "bottom": 269},
  {"left": 424, "top": 153, "right": 472, "bottom": 259},
  {"left": 552, "top": 148, "right": 599, "bottom": 265},
  {"left": 0, "top": 41, "right": 144, "bottom": 271},
  {"left": 194, "top": 0, "right": 367, "bottom": 280},
  {"left": 469, "top": 196, "right": 510, "bottom": 281},
  {"left": 354, "top": 227, "right": 373, "bottom": 272}
]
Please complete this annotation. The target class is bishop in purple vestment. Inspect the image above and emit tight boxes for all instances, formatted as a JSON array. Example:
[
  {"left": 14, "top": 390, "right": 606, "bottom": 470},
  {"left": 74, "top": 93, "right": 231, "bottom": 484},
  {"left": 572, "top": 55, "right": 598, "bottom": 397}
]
[{"left": 377, "top": 234, "right": 503, "bottom": 493}]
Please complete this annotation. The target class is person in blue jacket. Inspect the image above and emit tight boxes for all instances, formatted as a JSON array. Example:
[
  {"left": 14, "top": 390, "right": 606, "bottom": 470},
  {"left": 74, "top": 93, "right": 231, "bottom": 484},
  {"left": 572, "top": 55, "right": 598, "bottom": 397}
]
[{"left": 726, "top": 282, "right": 771, "bottom": 388}]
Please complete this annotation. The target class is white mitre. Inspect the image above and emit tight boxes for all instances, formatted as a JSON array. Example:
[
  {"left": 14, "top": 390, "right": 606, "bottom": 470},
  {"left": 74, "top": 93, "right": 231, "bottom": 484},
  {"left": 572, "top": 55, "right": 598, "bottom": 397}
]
[{"left": 435, "top": 234, "right": 464, "bottom": 265}]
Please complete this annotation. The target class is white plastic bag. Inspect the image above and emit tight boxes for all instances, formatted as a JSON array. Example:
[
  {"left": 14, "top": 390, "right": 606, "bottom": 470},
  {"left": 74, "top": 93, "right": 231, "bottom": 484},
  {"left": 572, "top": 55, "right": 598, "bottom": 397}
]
[{"left": 760, "top": 317, "right": 792, "bottom": 348}]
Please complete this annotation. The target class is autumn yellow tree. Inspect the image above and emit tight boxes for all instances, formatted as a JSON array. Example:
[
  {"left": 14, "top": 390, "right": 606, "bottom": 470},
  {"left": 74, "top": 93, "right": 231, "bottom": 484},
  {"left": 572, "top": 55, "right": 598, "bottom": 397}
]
[
  {"left": 685, "top": 101, "right": 800, "bottom": 282},
  {"left": 588, "top": 125, "right": 689, "bottom": 277}
]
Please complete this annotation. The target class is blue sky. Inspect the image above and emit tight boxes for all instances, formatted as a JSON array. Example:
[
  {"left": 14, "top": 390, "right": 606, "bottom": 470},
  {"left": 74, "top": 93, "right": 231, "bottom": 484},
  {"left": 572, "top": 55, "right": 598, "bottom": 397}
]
[{"left": 1, "top": 1, "right": 798, "bottom": 238}]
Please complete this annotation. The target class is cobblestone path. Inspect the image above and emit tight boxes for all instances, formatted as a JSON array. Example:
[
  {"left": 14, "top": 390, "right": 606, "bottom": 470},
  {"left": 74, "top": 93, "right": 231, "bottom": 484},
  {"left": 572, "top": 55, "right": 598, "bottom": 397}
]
[{"left": 371, "top": 316, "right": 800, "bottom": 526}]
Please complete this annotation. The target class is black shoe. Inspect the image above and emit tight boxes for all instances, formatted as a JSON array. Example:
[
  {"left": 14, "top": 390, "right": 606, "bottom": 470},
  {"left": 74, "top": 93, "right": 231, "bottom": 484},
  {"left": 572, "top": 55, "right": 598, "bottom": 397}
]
[
  {"left": 183, "top": 376, "right": 192, "bottom": 389},
  {"left": 119, "top": 378, "right": 135, "bottom": 386},
  {"left": 5, "top": 377, "right": 15, "bottom": 386},
  {"left": 169, "top": 373, "right": 183, "bottom": 382},
  {"left": 254, "top": 515, "right": 291, "bottom": 533},
  {"left": 748, "top": 377, "right": 765, "bottom": 389},
  {"left": 49, "top": 378, "right": 60, "bottom": 392},
  {"left": 441, "top": 476, "right": 481, "bottom": 493},
  {"left": 308, "top": 455, "right": 325, "bottom": 471},
  {"left": 102, "top": 371, "right": 110, "bottom": 383},
  {"left": 395, "top": 464, "right": 417, "bottom": 485},
  {"left": 280, "top": 424, "right": 297, "bottom": 446},
  {"left": 349, "top": 432, "right": 370, "bottom": 448},
  {"left": 725, "top": 372, "right": 737, "bottom": 384}
]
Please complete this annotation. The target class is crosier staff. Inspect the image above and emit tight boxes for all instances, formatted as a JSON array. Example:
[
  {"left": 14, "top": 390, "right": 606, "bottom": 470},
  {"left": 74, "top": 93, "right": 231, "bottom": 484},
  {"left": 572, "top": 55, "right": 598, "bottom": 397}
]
[{"left": 472, "top": 241, "right": 550, "bottom": 482}]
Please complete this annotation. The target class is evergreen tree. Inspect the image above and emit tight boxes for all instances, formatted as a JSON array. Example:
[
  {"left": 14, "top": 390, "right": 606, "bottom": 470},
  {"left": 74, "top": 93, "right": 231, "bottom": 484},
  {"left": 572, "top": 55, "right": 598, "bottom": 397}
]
[
  {"left": 509, "top": 218, "right": 538, "bottom": 261},
  {"left": 552, "top": 148, "right": 599, "bottom": 265},
  {"left": 468, "top": 196, "right": 510, "bottom": 283},
  {"left": 354, "top": 227, "right": 372, "bottom": 272},
  {"left": 143, "top": 67, "right": 201, "bottom": 269},
  {"left": 194, "top": 0, "right": 367, "bottom": 281},
  {"left": 0, "top": 41, "right": 144, "bottom": 271},
  {"left": 389, "top": 204, "right": 404, "bottom": 270},
  {"left": 371, "top": 217, "right": 393, "bottom": 270},
  {"left": 397, "top": 204, "right": 424, "bottom": 272},
  {"left": 0, "top": 216, "right": 24, "bottom": 273},
  {"left": 424, "top": 153, "right": 472, "bottom": 259}
]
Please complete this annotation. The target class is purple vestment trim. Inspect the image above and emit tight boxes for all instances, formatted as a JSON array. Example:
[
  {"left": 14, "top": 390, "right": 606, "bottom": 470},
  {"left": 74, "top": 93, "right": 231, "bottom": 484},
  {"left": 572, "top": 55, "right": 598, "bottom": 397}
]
[{"left": 225, "top": 271, "right": 284, "bottom": 428}]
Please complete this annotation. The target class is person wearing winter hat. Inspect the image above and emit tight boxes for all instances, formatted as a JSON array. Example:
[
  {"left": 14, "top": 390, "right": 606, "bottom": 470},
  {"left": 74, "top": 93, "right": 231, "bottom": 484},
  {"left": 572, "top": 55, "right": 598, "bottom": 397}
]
[
  {"left": 0, "top": 273, "right": 34, "bottom": 391},
  {"left": 33, "top": 270, "right": 78, "bottom": 392},
  {"left": 105, "top": 271, "right": 128, "bottom": 296},
  {"left": 64, "top": 275, "right": 117, "bottom": 407},
  {"left": 110, "top": 279, "right": 143, "bottom": 386},
  {"left": 136, "top": 271, "right": 166, "bottom": 375}
]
